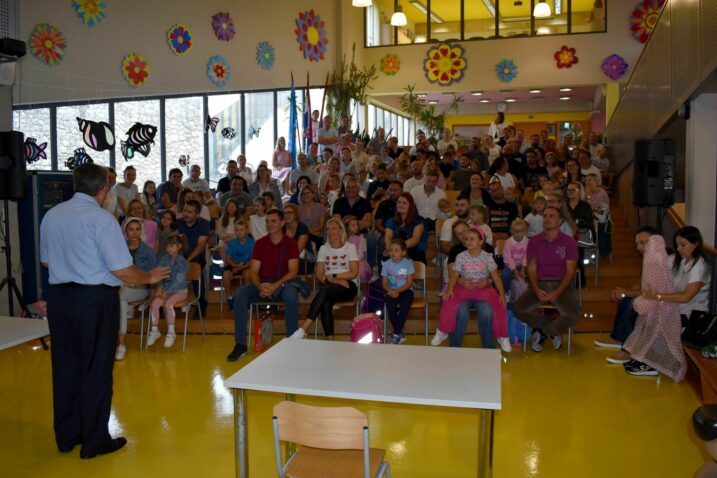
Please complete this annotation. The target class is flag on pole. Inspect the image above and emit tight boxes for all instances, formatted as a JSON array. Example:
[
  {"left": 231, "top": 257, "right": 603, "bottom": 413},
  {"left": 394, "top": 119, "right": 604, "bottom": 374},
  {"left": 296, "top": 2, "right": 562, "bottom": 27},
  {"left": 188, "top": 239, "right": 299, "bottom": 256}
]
[
  {"left": 288, "top": 74, "right": 298, "bottom": 169},
  {"left": 304, "top": 72, "right": 312, "bottom": 154}
]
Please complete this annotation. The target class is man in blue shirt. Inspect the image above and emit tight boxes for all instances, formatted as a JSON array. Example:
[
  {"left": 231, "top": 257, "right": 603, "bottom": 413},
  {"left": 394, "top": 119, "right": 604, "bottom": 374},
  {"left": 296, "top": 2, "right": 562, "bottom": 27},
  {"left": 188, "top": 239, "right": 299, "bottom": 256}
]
[
  {"left": 176, "top": 199, "right": 210, "bottom": 315},
  {"left": 40, "top": 163, "right": 168, "bottom": 459}
]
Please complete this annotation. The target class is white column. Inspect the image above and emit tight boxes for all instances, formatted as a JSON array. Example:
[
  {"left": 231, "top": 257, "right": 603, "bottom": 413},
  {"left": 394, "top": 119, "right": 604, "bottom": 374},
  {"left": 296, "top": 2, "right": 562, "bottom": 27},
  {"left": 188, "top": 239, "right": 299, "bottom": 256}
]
[{"left": 685, "top": 94, "right": 717, "bottom": 247}]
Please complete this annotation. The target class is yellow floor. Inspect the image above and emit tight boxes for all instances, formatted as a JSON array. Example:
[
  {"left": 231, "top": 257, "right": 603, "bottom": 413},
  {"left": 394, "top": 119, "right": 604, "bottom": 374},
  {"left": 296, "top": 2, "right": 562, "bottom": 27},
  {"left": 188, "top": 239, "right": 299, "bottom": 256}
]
[{"left": 0, "top": 333, "right": 706, "bottom": 477}]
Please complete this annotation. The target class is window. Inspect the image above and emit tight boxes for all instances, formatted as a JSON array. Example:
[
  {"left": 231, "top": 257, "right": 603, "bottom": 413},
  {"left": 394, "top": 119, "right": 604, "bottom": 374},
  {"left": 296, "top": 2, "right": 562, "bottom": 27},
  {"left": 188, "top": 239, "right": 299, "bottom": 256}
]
[
  {"left": 114, "top": 100, "right": 161, "bottom": 189},
  {"left": 276, "top": 89, "right": 304, "bottom": 159},
  {"left": 57, "top": 103, "right": 110, "bottom": 170},
  {"left": 366, "top": 0, "right": 605, "bottom": 46},
  {"left": 208, "top": 94, "right": 241, "bottom": 186},
  {"left": 244, "top": 91, "right": 275, "bottom": 169},
  {"left": 165, "top": 96, "right": 205, "bottom": 183},
  {"left": 13, "top": 108, "right": 52, "bottom": 171}
]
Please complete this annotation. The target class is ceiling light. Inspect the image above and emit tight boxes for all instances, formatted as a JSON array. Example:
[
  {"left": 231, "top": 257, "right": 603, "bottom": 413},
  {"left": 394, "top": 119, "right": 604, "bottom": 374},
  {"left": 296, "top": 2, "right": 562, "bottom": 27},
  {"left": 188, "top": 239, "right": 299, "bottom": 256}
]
[
  {"left": 533, "top": 0, "right": 552, "bottom": 18},
  {"left": 479, "top": 99, "right": 491, "bottom": 103},
  {"left": 410, "top": 1, "right": 444, "bottom": 23},
  {"left": 471, "top": 91, "right": 483, "bottom": 96},
  {"left": 529, "top": 89, "right": 542, "bottom": 94},
  {"left": 505, "top": 98, "right": 517, "bottom": 103},
  {"left": 391, "top": 5, "right": 408, "bottom": 26},
  {"left": 560, "top": 87, "right": 572, "bottom": 92},
  {"left": 560, "top": 96, "right": 572, "bottom": 100},
  {"left": 428, "top": 100, "right": 438, "bottom": 105},
  {"left": 417, "top": 94, "right": 427, "bottom": 98},
  {"left": 352, "top": 0, "right": 372, "bottom": 6},
  {"left": 536, "top": 26, "right": 551, "bottom": 35}
]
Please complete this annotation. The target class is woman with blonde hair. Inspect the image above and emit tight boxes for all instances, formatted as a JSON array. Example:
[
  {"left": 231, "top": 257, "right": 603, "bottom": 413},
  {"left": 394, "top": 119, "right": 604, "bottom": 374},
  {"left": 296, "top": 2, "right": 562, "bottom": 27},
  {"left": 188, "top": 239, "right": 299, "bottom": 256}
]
[{"left": 291, "top": 217, "right": 359, "bottom": 340}]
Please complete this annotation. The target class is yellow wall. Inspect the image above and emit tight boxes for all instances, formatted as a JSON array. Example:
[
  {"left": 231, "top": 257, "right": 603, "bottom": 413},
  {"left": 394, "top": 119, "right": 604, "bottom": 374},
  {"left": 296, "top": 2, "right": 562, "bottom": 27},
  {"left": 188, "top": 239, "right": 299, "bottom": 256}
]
[
  {"left": 605, "top": 83, "right": 621, "bottom": 125},
  {"left": 445, "top": 112, "right": 592, "bottom": 128}
]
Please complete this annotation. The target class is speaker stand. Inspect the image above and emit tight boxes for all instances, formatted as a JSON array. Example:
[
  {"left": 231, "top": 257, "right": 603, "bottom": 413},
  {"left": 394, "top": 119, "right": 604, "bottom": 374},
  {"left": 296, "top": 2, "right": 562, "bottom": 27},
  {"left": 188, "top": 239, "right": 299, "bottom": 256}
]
[{"left": 0, "top": 199, "right": 48, "bottom": 350}]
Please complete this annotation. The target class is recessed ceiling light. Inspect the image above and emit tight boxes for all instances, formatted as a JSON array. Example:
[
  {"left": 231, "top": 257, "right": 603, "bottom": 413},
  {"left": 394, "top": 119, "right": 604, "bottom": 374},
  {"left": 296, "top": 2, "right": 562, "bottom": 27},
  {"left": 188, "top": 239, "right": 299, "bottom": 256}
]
[
  {"left": 529, "top": 89, "right": 542, "bottom": 94},
  {"left": 560, "top": 87, "right": 572, "bottom": 92},
  {"left": 536, "top": 26, "right": 551, "bottom": 35},
  {"left": 428, "top": 100, "right": 438, "bottom": 104},
  {"left": 471, "top": 91, "right": 483, "bottom": 96},
  {"left": 417, "top": 94, "right": 427, "bottom": 98},
  {"left": 560, "top": 96, "right": 572, "bottom": 100},
  {"left": 505, "top": 98, "right": 517, "bottom": 103},
  {"left": 479, "top": 99, "right": 491, "bottom": 103}
]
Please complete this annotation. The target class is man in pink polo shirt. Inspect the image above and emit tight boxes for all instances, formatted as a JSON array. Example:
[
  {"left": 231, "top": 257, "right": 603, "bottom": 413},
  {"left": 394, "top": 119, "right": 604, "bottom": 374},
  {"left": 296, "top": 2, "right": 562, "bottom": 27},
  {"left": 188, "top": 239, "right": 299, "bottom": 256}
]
[{"left": 514, "top": 206, "right": 580, "bottom": 352}]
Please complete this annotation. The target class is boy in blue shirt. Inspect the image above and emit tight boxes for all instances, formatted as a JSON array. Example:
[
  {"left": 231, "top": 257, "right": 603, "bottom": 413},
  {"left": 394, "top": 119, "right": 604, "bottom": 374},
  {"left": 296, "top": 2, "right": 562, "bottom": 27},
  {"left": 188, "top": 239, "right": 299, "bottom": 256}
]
[{"left": 223, "top": 220, "right": 255, "bottom": 309}]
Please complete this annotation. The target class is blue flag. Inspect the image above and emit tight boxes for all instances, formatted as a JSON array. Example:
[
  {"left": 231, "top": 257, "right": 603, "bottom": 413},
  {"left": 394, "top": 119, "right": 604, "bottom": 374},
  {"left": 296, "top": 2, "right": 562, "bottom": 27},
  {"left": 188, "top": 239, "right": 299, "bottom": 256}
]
[{"left": 288, "top": 79, "right": 298, "bottom": 169}]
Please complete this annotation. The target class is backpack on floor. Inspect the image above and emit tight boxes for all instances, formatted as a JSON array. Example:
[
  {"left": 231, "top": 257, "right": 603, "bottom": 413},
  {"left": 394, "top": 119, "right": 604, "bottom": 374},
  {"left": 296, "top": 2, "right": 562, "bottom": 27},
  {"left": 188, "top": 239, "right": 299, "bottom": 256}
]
[
  {"left": 507, "top": 306, "right": 528, "bottom": 345},
  {"left": 350, "top": 313, "right": 384, "bottom": 344},
  {"left": 361, "top": 278, "right": 385, "bottom": 314}
]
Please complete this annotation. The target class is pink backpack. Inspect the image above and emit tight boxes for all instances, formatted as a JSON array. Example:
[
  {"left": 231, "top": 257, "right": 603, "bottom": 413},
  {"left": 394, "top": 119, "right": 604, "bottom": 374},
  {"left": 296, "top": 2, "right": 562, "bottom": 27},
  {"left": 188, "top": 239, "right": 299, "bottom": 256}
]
[{"left": 350, "top": 313, "right": 384, "bottom": 344}]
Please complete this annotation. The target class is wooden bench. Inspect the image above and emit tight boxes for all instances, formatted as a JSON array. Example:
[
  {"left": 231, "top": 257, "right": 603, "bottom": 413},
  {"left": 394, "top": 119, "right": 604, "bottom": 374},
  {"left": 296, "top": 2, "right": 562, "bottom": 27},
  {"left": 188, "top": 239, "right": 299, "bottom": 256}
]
[{"left": 685, "top": 346, "right": 717, "bottom": 403}]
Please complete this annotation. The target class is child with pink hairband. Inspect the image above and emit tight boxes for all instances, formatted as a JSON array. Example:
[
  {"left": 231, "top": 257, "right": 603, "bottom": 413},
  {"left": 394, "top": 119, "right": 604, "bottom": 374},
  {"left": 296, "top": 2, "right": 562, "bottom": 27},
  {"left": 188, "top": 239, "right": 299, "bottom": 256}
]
[{"left": 432, "top": 226, "right": 511, "bottom": 352}]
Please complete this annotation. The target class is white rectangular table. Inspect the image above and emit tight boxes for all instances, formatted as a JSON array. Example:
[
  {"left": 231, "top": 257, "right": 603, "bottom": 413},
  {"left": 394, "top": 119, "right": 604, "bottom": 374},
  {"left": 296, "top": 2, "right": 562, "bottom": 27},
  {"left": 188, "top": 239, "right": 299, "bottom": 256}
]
[
  {"left": 225, "top": 339, "right": 502, "bottom": 477},
  {"left": 0, "top": 316, "right": 49, "bottom": 351}
]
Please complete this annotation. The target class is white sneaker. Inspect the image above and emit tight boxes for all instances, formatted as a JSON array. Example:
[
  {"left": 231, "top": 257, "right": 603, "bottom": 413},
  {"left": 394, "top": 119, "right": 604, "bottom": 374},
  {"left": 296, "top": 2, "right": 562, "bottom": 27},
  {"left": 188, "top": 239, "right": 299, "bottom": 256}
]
[
  {"left": 164, "top": 331, "right": 176, "bottom": 348},
  {"left": 115, "top": 345, "right": 126, "bottom": 361},
  {"left": 146, "top": 330, "right": 161, "bottom": 347},
  {"left": 497, "top": 337, "right": 512, "bottom": 353},
  {"left": 290, "top": 328, "right": 306, "bottom": 339},
  {"left": 431, "top": 330, "right": 449, "bottom": 346}
]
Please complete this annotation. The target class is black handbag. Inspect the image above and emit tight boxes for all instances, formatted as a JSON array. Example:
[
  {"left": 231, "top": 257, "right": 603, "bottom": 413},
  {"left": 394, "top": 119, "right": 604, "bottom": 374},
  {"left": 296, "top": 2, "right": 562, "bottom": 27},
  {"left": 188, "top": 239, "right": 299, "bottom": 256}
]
[{"left": 682, "top": 310, "right": 717, "bottom": 349}]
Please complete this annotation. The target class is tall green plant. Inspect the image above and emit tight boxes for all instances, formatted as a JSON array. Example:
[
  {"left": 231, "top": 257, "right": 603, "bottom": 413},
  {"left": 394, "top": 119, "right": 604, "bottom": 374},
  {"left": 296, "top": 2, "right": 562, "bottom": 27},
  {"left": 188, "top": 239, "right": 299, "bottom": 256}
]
[
  {"left": 326, "top": 44, "right": 377, "bottom": 121},
  {"left": 400, "top": 85, "right": 462, "bottom": 137}
]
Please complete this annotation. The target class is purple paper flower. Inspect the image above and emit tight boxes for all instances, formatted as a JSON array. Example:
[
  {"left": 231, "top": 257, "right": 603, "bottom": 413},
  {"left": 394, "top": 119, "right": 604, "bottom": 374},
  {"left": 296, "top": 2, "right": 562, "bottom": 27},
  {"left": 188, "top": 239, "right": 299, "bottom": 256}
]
[
  {"left": 212, "top": 12, "right": 235, "bottom": 41},
  {"left": 601, "top": 54, "right": 628, "bottom": 80}
]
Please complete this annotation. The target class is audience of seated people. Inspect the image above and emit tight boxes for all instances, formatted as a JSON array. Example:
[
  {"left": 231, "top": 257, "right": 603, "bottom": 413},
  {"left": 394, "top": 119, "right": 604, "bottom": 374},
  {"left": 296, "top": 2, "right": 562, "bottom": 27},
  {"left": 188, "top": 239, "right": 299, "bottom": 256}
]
[{"left": 102, "top": 124, "right": 661, "bottom": 364}]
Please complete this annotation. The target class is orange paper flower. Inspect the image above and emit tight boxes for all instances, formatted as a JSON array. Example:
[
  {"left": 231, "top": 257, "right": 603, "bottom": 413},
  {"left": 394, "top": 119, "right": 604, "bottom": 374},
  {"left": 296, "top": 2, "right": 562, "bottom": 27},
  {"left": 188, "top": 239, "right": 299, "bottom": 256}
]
[{"left": 380, "top": 54, "right": 400, "bottom": 75}]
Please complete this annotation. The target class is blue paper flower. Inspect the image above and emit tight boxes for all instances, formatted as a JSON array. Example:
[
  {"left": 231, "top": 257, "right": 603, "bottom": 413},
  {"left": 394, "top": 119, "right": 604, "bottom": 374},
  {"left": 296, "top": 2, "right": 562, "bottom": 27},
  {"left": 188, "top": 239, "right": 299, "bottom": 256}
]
[
  {"left": 496, "top": 59, "right": 518, "bottom": 83},
  {"left": 167, "top": 24, "right": 192, "bottom": 55},
  {"left": 207, "top": 55, "right": 231, "bottom": 87},
  {"left": 256, "top": 42, "right": 275, "bottom": 70}
]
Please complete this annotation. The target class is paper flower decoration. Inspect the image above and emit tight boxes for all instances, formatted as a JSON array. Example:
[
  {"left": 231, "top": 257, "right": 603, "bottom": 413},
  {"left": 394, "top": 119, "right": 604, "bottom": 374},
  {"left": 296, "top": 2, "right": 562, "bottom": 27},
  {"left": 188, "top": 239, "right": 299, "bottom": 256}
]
[
  {"left": 121, "top": 52, "right": 150, "bottom": 87},
  {"left": 256, "top": 42, "right": 275, "bottom": 70},
  {"left": 423, "top": 43, "right": 466, "bottom": 86},
  {"left": 602, "top": 54, "right": 629, "bottom": 80},
  {"left": 380, "top": 54, "right": 400, "bottom": 75},
  {"left": 72, "top": 0, "right": 106, "bottom": 27},
  {"left": 294, "top": 10, "right": 328, "bottom": 62},
  {"left": 554, "top": 45, "right": 578, "bottom": 69},
  {"left": 212, "top": 12, "right": 235, "bottom": 41},
  {"left": 207, "top": 55, "right": 230, "bottom": 87},
  {"left": 495, "top": 59, "right": 518, "bottom": 83},
  {"left": 630, "top": 0, "right": 665, "bottom": 43},
  {"left": 167, "top": 24, "right": 192, "bottom": 55},
  {"left": 28, "top": 23, "right": 68, "bottom": 66}
]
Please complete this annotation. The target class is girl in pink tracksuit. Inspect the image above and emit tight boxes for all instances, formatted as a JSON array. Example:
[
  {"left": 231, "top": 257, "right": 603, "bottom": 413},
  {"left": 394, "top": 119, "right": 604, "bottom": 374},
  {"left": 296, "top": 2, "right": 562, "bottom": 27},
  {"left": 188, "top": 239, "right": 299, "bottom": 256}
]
[{"left": 432, "top": 226, "right": 510, "bottom": 352}]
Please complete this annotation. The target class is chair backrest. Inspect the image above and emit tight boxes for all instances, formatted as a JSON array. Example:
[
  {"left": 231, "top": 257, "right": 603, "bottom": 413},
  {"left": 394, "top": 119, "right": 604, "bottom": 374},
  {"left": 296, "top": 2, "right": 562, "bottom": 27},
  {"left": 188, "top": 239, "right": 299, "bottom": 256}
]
[
  {"left": 187, "top": 262, "right": 202, "bottom": 281},
  {"left": 413, "top": 261, "right": 427, "bottom": 297},
  {"left": 273, "top": 401, "right": 368, "bottom": 450}
]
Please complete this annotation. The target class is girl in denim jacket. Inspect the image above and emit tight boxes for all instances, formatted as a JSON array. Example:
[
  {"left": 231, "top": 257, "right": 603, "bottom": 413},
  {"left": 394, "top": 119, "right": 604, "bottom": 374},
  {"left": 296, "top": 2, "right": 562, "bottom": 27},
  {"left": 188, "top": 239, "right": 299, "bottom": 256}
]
[{"left": 147, "top": 234, "right": 188, "bottom": 348}]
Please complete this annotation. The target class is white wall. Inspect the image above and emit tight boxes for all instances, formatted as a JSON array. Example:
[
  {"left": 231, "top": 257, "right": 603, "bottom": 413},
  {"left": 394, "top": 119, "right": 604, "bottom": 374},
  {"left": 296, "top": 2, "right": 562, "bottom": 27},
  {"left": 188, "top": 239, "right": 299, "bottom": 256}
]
[
  {"left": 685, "top": 93, "right": 717, "bottom": 247},
  {"left": 15, "top": 0, "right": 341, "bottom": 104}
]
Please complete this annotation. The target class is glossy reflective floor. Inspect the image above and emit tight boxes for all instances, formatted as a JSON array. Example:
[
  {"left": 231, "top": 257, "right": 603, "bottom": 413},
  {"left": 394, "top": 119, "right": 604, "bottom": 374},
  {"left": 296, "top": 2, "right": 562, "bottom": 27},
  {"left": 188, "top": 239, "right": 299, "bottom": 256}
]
[{"left": 0, "top": 333, "right": 705, "bottom": 477}]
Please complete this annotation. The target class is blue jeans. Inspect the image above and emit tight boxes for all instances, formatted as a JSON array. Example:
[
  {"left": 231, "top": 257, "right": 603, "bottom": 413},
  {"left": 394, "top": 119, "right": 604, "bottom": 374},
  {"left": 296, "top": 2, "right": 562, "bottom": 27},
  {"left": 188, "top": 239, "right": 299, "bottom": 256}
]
[
  {"left": 232, "top": 283, "right": 299, "bottom": 345},
  {"left": 450, "top": 300, "right": 495, "bottom": 348},
  {"left": 610, "top": 297, "right": 636, "bottom": 343},
  {"left": 366, "top": 231, "right": 383, "bottom": 270}
]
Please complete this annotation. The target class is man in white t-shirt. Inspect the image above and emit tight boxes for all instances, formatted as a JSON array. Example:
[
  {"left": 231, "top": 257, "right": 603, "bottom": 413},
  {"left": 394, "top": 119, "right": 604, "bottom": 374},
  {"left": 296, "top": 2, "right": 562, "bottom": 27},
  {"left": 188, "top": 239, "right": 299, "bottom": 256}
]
[
  {"left": 402, "top": 159, "right": 426, "bottom": 192},
  {"left": 410, "top": 171, "right": 446, "bottom": 231},
  {"left": 437, "top": 129, "right": 457, "bottom": 156},
  {"left": 317, "top": 116, "right": 338, "bottom": 157},
  {"left": 182, "top": 165, "right": 214, "bottom": 204},
  {"left": 578, "top": 150, "right": 602, "bottom": 185},
  {"left": 289, "top": 153, "right": 319, "bottom": 192}
]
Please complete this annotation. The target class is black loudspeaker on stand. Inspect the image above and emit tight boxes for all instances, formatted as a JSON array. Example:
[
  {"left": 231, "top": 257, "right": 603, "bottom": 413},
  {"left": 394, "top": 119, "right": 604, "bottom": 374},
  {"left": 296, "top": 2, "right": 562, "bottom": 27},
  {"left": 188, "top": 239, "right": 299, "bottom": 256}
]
[
  {"left": 633, "top": 138, "right": 676, "bottom": 232},
  {"left": 0, "top": 131, "right": 46, "bottom": 348}
]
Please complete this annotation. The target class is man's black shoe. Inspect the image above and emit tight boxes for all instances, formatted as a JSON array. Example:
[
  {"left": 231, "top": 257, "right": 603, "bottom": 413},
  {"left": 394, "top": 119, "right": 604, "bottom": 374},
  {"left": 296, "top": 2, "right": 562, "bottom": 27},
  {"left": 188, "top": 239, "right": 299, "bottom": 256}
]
[
  {"left": 80, "top": 437, "right": 127, "bottom": 459},
  {"left": 227, "top": 343, "right": 248, "bottom": 362}
]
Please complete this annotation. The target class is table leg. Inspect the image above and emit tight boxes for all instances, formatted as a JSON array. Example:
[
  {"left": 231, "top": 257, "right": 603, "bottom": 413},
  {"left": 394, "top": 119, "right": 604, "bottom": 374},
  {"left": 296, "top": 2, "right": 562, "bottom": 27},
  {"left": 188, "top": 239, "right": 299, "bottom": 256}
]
[
  {"left": 477, "top": 409, "right": 494, "bottom": 478},
  {"left": 234, "top": 389, "right": 248, "bottom": 478}
]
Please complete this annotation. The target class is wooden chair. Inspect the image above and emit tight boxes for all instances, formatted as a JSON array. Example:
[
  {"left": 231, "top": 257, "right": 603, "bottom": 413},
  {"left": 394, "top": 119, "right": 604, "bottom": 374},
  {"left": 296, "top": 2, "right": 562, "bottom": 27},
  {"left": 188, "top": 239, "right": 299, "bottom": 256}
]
[
  {"left": 272, "top": 401, "right": 391, "bottom": 478},
  {"left": 382, "top": 261, "right": 429, "bottom": 345},
  {"left": 145, "top": 262, "right": 205, "bottom": 352}
]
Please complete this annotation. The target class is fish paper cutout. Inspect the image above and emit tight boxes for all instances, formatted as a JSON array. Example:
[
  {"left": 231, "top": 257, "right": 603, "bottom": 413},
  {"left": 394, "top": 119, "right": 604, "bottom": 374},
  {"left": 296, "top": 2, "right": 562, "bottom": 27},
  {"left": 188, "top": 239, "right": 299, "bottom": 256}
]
[
  {"left": 221, "top": 127, "right": 236, "bottom": 140},
  {"left": 247, "top": 125, "right": 261, "bottom": 138},
  {"left": 120, "top": 122, "right": 157, "bottom": 160},
  {"left": 77, "top": 117, "right": 115, "bottom": 151},
  {"left": 24, "top": 137, "right": 48, "bottom": 164},
  {"left": 65, "top": 147, "right": 93, "bottom": 170},
  {"left": 206, "top": 115, "right": 219, "bottom": 133}
]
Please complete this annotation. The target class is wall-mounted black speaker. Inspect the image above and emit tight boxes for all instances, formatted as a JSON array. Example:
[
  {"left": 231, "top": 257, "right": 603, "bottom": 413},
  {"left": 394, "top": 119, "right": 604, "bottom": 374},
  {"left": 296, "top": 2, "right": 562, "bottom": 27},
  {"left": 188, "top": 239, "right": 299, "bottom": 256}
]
[
  {"left": 0, "top": 130, "right": 26, "bottom": 200},
  {"left": 633, "top": 138, "right": 675, "bottom": 207}
]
